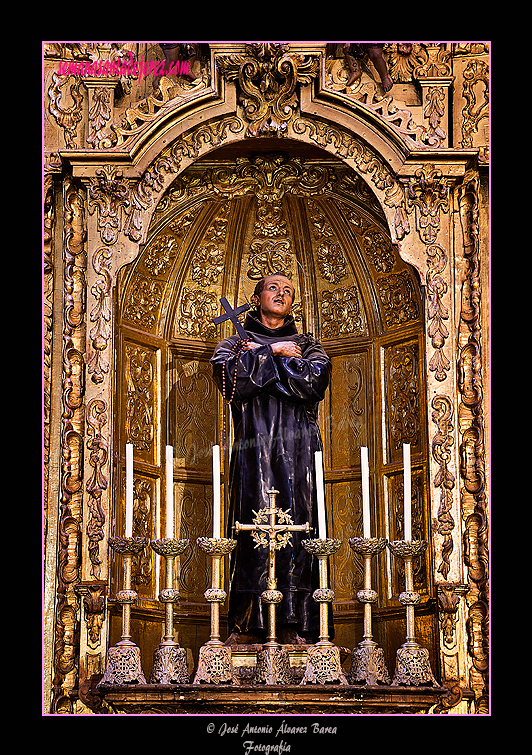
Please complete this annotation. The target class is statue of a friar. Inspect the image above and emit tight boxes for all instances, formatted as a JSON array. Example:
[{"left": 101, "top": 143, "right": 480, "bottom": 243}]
[{"left": 211, "top": 272, "right": 332, "bottom": 645}]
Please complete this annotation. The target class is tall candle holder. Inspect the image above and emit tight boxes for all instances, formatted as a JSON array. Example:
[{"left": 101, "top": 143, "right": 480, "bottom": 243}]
[
  {"left": 235, "top": 490, "right": 310, "bottom": 685},
  {"left": 300, "top": 538, "right": 347, "bottom": 685},
  {"left": 347, "top": 537, "right": 390, "bottom": 685},
  {"left": 193, "top": 537, "right": 237, "bottom": 685},
  {"left": 149, "top": 538, "right": 190, "bottom": 684},
  {"left": 98, "top": 536, "right": 149, "bottom": 686},
  {"left": 387, "top": 539, "right": 439, "bottom": 686}
]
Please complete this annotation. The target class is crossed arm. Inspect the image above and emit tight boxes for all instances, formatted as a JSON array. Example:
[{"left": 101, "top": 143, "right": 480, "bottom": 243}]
[{"left": 243, "top": 340, "right": 302, "bottom": 358}]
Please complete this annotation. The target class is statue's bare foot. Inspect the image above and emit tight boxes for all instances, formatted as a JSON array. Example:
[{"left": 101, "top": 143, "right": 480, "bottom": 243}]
[
  {"left": 224, "top": 631, "right": 263, "bottom": 646},
  {"left": 381, "top": 74, "right": 393, "bottom": 93},
  {"left": 345, "top": 58, "right": 362, "bottom": 87},
  {"left": 279, "top": 627, "right": 307, "bottom": 645}
]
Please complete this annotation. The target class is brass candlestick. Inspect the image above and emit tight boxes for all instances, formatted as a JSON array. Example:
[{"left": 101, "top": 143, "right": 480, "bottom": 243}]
[
  {"left": 347, "top": 537, "right": 390, "bottom": 685},
  {"left": 98, "top": 536, "right": 149, "bottom": 686},
  {"left": 235, "top": 490, "right": 310, "bottom": 685},
  {"left": 149, "top": 538, "right": 190, "bottom": 684},
  {"left": 387, "top": 540, "right": 439, "bottom": 686},
  {"left": 300, "top": 538, "right": 347, "bottom": 685},
  {"left": 193, "top": 537, "right": 237, "bottom": 684}
]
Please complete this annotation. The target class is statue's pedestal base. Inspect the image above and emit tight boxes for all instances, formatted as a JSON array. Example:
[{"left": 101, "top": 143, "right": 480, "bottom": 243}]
[
  {"left": 229, "top": 644, "right": 350, "bottom": 684},
  {"left": 98, "top": 682, "right": 446, "bottom": 714}
]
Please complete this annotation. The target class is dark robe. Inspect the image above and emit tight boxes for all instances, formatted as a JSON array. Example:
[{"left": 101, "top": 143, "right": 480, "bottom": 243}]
[{"left": 210, "top": 309, "right": 332, "bottom": 638}]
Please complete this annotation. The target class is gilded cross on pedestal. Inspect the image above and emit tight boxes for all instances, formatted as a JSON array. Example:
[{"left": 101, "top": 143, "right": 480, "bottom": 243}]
[{"left": 234, "top": 489, "right": 310, "bottom": 684}]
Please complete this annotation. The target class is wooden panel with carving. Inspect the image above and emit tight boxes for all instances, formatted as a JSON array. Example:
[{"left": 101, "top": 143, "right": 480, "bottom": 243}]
[
  {"left": 168, "top": 356, "right": 218, "bottom": 472},
  {"left": 383, "top": 338, "right": 423, "bottom": 465},
  {"left": 176, "top": 481, "right": 212, "bottom": 602},
  {"left": 326, "top": 350, "right": 371, "bottom": 470},
  {"left": 383, "top": 468, "right": 430, "bottom": 599},
  {"left": 124, "top": 340, "right": 159, "bottom": 467},
  {"left": 112, "top": 333, "right": 163, "bottom": 605},
  {"left": 329, "top": 480, "right": 363, "bottom": 601}
]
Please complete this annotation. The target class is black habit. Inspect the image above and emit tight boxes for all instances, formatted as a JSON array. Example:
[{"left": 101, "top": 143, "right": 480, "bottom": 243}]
[{"left": 210, "top": 309, "right": 332, "bottom": 639}]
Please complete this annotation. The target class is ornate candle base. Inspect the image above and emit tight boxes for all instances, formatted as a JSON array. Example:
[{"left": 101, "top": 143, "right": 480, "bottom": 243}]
[
  {"left": 255, "top": 644, "right": 293, "bottom": 685},
  {"left": 387, "top": 540, "right": 439, "bottom": 687},
  {"left": 149, "top": 538, "right": 190, "bottom": 684},
  {"left": 150, "top": 646, "right": 189, "bottom": 684},
  {"left": 254, "top": 589, "right": 293, "bottom": 685},
  {"left": 301, "top": 643, "right": 347, "bottom": 685},
  {"left": 347, "top": 537, "right": 390, "bottom": 685},
  {"left": 100, "top": 644, "right": 147, "bottom": 686},
  {"left": 349, "top": 644, "right": 390, "bottom": 686},
  {"left": 392, "top": 644, "right": 438, "bottom": 686},
  {"left": 98, "top": 536, "right": 149, "bottom": 687},
  {"left": 193, "top": 537, "right": 237, "bottom": 685},
  {"left": 194, "top": 645, "right": 235, "bottom": 685},
  {"left": 300, "top": 539, "right": 347, "bottom": 685}
]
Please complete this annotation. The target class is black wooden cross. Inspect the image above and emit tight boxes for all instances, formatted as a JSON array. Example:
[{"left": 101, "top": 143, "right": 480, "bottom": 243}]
[{"left": 213, "top": 297, "right": 250, "bottom": 340}]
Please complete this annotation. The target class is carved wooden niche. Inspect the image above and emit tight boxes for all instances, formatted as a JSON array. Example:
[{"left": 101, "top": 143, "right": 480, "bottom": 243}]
[{"left": 113, "top": 150, "right": 431, "bottom": 662}]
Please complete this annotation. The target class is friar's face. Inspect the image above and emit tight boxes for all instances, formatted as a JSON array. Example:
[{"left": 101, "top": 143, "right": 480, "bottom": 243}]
[{"left": 254, "top": 274, "right": 295, "bottom": 320}]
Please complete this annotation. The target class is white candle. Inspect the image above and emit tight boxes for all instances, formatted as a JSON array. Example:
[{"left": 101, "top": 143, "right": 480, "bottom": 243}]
[
  {"left": 315, "top": 451, "right": 327, "bottom": 539},
  {"left": 361, "top": 446, "right": 371, "bottom": 538},
  {"left": 125, "top": 444, "right": 134, "bottom": 537},
  {"left": 166, "top": 445, "right": 174, "bottom": 539},
  {"left": 403, "top": 443, "right": 411, "bottom": 541},
  {"left": 212, "top": 445, "right": 221, "bottom": 539}
]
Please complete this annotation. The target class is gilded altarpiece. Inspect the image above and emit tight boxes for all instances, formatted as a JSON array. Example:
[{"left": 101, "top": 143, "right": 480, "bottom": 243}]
[{"left": 44, "top": 42, "right": 489, "bottom": 715}]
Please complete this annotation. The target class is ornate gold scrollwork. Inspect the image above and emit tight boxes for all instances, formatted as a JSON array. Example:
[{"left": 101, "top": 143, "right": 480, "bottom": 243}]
[{"left": 217, "top": 43, "right": 319, "bottom": 137}]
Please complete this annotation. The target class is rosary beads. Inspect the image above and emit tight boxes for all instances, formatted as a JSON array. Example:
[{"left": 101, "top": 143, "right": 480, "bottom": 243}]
[{"left": 221, "top": 337, "right": 252, "bottom": 449}]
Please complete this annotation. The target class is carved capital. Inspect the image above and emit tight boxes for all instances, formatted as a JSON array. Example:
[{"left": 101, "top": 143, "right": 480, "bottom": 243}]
[
  {"left": 436, "top": 581, "right": 470, "bottom": 648},
  {"left": 406, "top": 166, "right": 450, "bottom": 244},
  {"left": 88, "top": 166, "right": 130, "bottom": 245},
  {"left": 75, "top": 581, "right": 108, "bottom": 647}
]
